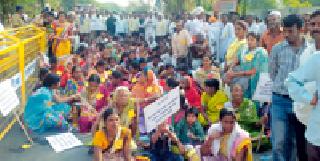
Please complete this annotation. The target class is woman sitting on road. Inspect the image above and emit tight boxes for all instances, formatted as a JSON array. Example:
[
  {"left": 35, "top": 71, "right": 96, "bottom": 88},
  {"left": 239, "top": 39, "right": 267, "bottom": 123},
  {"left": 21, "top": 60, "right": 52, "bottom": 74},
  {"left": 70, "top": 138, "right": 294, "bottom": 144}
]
[
  {"left": 93, "top": 108, "right": 132, "bottom": 161},
  {"left": 24, "top": 74, "right": 79, "bottom": 133}
]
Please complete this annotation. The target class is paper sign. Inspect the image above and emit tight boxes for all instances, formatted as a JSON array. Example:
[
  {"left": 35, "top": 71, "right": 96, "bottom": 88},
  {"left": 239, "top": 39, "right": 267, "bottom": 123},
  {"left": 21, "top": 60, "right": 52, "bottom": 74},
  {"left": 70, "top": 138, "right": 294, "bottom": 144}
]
[
  {"left": 144, "top": 87, "right": 180, "bottom": 133},
  {"left": 25, "top": 59, "right": 37, "bottom": 80},
  {"left": 11, "top": 73, "right": 22, "bottom": 90},
  {"left": 0, "top": 79, "right": 20, "bottom": 116},
  {"left": 213, "top": 0, "right": 238, "bottom": 12},
  {"left": 252, "top": 73, "right": 273, "bottom": 103},
  {"left": 46, "top": 133, "right": 83, "bottom": 153}
]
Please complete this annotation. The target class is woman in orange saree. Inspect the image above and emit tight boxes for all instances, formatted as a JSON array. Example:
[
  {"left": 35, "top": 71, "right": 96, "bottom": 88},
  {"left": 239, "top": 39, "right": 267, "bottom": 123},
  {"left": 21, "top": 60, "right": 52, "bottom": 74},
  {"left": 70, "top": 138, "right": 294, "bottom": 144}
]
[{"left": 131, "top": 69, "right": 162, "bottom": 134}]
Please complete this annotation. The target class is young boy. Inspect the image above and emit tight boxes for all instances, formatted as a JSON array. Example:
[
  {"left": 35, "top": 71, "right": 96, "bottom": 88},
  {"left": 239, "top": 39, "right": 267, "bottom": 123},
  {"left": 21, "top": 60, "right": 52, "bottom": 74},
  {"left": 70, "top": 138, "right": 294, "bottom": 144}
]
[{"left": 175, "top": 107, "right": 204, "bottom": 145}]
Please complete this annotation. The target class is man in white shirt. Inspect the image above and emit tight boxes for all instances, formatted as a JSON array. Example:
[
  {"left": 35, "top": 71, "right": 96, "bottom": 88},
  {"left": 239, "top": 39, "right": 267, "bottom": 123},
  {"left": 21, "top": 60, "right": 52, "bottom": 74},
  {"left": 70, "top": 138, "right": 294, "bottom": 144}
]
[
  {"left": 155, "top": 15, "right": 166, "bottom": 43},
  {"left": 163, "top": 14, "right": 170, "bottom": 38},
  {"left": 116, "top": 15, "right": 126, "bottom": 38},
  {"left": 246, "top": 15, "right": 259, "bottom": 35},
  {"left": 79, "top": 13, "right": 91, "bottom": 36},
  {"left": 208, "top": 20, "right": 221, "bottom": 60},
  {"left": 145, "top": 14, "right": 156, "bottom": 45},
  {"left": 184, "top": 15, "right": 194, "bottom": 34},
  {"left": 257, "top": 17, "right": 267, "bottom": 36},
  {"left": 217, "top": 14, "right": 235, "bottom": 62},
  {"left": 129, "top": 14, "right": 139, "bottom": 37},
  {"left": 123, "top": 14, "right": 129, "bottom": 35},
  {"left": 192, "top": 14, "right": 208, "bottom": 37}
]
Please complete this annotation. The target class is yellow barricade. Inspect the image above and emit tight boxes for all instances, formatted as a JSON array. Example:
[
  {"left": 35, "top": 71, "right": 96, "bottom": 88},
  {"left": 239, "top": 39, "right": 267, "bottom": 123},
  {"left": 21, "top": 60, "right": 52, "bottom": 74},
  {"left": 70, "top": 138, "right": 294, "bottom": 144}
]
[{"left": 0, "top": 25, "right": 46, "bottom": 141}]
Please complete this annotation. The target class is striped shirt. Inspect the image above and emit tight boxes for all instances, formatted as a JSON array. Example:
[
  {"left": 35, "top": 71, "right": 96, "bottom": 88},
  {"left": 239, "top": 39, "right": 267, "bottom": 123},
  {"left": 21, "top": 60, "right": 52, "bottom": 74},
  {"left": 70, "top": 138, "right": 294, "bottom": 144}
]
[{"left": 269, "top": 40, "right": 307, "bottom": 95}]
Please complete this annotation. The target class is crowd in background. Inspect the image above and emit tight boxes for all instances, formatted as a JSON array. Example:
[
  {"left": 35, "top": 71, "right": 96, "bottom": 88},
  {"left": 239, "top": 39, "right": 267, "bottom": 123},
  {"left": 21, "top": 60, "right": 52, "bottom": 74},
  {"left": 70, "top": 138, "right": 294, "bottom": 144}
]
[{"left": 9, "top": 5, "right": 320, "bottom": 161}]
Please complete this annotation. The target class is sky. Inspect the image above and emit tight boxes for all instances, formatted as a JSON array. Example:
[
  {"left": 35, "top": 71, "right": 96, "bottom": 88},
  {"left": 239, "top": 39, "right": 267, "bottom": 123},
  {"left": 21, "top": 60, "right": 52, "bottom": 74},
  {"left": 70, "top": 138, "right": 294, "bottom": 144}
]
[{"left": 95, "top": 0, "right": 153, "bottom": 7}]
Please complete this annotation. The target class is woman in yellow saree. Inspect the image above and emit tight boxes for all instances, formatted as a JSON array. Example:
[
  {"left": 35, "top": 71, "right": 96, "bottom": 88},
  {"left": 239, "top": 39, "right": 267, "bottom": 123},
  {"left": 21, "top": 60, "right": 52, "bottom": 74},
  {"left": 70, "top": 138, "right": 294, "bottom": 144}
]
[
  {"left": 93, "top": 108, "right": 132, "bottom": 161},
  {"left": 52, "top": 11, "right": 72, "bottom": 60}
]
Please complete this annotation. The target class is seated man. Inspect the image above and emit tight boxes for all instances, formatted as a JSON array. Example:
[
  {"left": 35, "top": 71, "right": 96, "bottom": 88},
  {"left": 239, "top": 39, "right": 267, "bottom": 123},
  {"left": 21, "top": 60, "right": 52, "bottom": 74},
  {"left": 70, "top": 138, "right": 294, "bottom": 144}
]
[
  {"left": 175, "top": 108, "right": 204, "bottom": 145},
  {"left": 200, "top": 108, "right": 253, "bottom": 161}
]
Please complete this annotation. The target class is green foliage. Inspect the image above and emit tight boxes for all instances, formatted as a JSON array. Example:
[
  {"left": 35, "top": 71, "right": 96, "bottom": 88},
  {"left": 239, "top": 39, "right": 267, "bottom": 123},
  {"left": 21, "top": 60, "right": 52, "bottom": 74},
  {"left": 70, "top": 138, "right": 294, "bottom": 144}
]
[
  {"left": 309, "top": 0, "right": 320, "bottom": 6},
  {"left": 283, "top": 0, "right": 312, "bottom": 8},
  {"left": 96, "top": 3, "right": 122, "bottom": 12}
]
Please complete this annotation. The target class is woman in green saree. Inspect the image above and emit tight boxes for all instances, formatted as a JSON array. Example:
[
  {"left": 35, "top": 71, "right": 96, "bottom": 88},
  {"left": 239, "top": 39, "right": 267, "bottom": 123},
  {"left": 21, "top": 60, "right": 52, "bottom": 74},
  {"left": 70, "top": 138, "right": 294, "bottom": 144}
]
[{"left": 226, "top": 32, "right": 268, "bottom": 98}]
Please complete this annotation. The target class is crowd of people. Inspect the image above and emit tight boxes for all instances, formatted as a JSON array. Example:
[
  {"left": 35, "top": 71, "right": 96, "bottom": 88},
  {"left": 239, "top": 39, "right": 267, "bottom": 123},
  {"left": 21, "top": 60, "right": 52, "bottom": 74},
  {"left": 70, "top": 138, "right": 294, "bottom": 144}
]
[{"left": 16, "top": 5, "right": 320, "bottom": 161}]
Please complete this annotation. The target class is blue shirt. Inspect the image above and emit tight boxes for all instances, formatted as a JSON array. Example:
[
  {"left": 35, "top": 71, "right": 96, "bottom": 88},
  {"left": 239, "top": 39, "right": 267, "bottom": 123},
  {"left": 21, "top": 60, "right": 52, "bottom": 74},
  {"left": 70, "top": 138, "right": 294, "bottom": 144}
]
[
  {"left": 286, "top": 52, "right": 320, "bottom": 146},
  {"left": 269, "top": 40, "right": 307, "bottom": 95}
]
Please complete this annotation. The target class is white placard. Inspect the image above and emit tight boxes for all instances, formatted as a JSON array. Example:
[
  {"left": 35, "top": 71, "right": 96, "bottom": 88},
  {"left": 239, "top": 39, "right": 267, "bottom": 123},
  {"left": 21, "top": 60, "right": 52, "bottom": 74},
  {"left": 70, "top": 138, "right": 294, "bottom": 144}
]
[
  {"left": 11, "top": 73, "right": 22, "bottom": 90},
  {"left": 0, "top": 79, "right": 20, "bottom": 116},
  {"left": 144, "top": 87, "right": 180, "bottom": 133},
  {"left": 213, "top": 0, "right": 238, "bottom": 12},
  {"left": 25, "top": 59, "right": 37, "bottom": 80},
  {"left": 252, "top": 73, "right": 273, "bottom": 102},
  {"left": 46, "top": 133, "right": 83, "bottom": 153}
]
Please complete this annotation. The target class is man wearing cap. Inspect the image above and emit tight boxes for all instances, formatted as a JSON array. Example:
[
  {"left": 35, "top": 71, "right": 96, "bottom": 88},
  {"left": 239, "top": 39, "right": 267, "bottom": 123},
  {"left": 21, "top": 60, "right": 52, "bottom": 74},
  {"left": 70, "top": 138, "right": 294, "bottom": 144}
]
[
  {"left": 12, "top": 6, "right": 25, "bottom": 28},
  {"left": 260, "top": 11, "right": 284, "bottom": 54}
]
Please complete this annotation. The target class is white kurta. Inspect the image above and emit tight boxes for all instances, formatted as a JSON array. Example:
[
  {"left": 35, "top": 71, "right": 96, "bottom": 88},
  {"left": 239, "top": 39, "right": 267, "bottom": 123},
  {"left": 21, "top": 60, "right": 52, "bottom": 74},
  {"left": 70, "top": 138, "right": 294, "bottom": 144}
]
[
  {"left": 218, "top": 22, "right": 236, "bottom": 62},
  {"left": 144, "top": 18, "right": 156, "bottom": 42}
]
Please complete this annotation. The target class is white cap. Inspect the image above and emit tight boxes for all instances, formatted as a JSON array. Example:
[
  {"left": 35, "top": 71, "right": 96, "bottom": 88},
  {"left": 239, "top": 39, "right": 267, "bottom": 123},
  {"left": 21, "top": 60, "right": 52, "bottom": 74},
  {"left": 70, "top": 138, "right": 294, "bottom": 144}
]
[{"left": 269, "top": 11, "right": 281, "bottom": 17}]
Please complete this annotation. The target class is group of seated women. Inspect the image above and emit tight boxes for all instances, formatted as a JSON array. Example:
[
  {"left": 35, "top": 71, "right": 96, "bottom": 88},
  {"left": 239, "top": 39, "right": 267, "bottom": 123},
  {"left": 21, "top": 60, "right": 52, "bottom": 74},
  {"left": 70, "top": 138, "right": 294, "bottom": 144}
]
[{"left": 23, "top": 49, "right": 268, "bottom": 161}]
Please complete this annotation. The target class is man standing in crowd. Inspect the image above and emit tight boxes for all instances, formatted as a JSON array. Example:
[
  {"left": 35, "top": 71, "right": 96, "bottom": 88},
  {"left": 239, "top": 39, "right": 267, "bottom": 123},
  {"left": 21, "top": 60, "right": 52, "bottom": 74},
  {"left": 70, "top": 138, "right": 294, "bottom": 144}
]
[
  {"left": 184, "top": 14, "right": 194, "bottom": 34},
  {"left": 286, "top": 10, "right": 320, "bottom": 161},
  {"left": 139, "top": 14, "right": 145, "bottom": 38},
  {"left": 246, "top": 15, "right": 259, "bottom": 35},
  {"left": 269, "top": 14, "right": 308, "bottom": 161},
  {"left": 217, "top": 14, "right": 235, "bottom": 62},
  {"left": 261, "top": 11, "right": 284, "bottom": 54},
  {"left": 116, "top": 14, "right": 126, "bottom": 38},
  {"left": 129, "top": 14, "right": 140, "bottom": 38},
  {"left": 163, "top": 14, "right": 170, "bottom": 39},
  {"left": 257, "top": 16, "right": 268, "bottom": 36},
  {"left": 144, "top": 13, "right": 155, "bottom": 44},
  {"left": 171, "top": 21, "right": 191, "bottom": 68},
  {"left": 155, "top": 15, "right": 166, "bottom": 43},
  {"left": 79, "top": 11, "right": 91, "bottom": 42},
  {"left": 12, "top": 6, "right": 25, "bottom": 28},
  {"left": 106, "top": 12, "right": 116, "bottom": 37}
]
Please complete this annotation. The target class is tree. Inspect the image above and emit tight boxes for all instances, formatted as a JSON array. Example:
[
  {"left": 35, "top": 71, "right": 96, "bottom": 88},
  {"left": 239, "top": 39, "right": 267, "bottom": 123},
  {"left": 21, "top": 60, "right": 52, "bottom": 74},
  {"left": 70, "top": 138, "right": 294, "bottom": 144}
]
[
  {"left": 309, "top": 0, "right": 320, "bottom": 5},
  {"left": 283, "top": 0, "right": 312, "bottom": 8}
]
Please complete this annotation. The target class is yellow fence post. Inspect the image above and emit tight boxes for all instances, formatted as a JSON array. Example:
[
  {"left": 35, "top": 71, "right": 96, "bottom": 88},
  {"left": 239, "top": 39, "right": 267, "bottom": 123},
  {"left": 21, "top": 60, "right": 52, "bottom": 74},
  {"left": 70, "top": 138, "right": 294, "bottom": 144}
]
[{"left": 18, "top": 40, "right": 26, "bottom": 108}]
